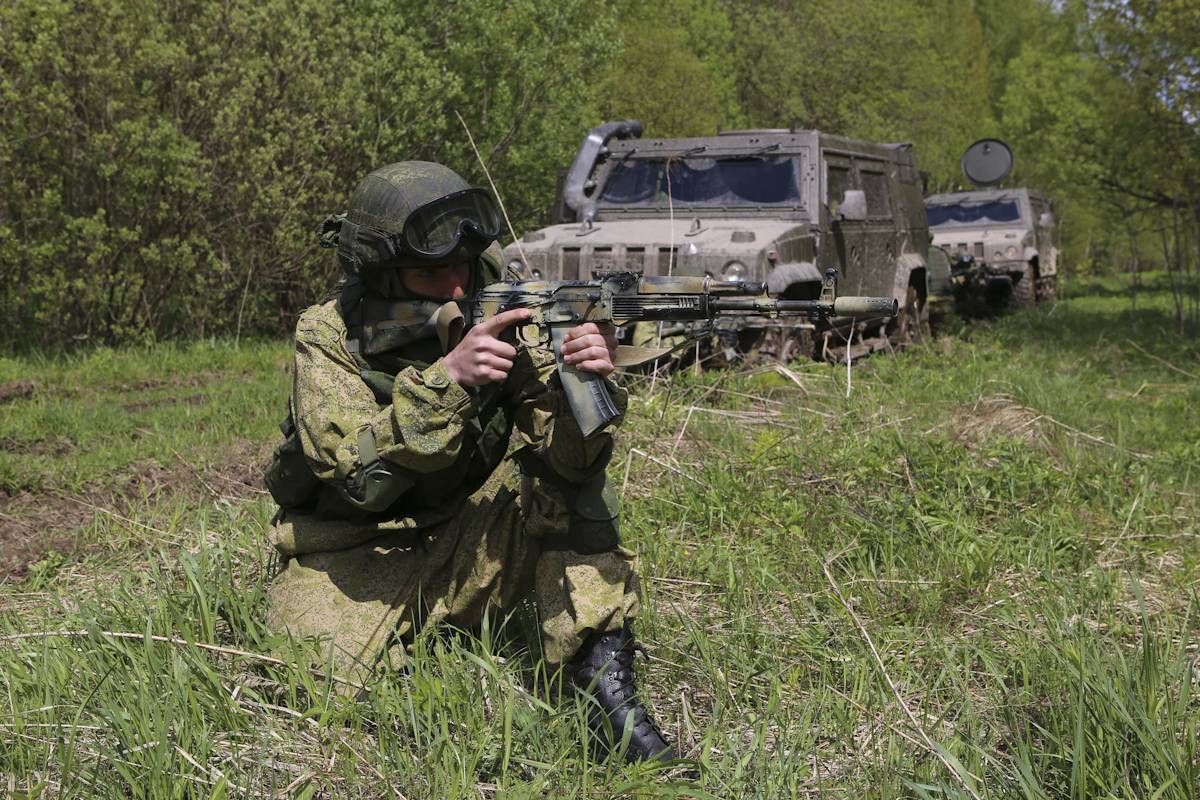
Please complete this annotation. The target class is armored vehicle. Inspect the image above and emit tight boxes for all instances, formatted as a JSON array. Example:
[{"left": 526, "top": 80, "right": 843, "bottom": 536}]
[
  {"left": 501, "top": 121, "right": 933, "bottom": 362},
  {"left": 924, "top": 140, "right": 1059, "bottom": 313},
  {"left": 925, "top": 188, "right": 1059, "bottom": 310}
]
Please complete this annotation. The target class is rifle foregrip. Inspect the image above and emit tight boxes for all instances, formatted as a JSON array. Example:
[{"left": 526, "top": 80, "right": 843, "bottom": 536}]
[
  {"left": 550, "top": 326, "right": 620, "bottom": 438},
  {"left": 833, "top": 296, "right": 899, "bottom": 317}
]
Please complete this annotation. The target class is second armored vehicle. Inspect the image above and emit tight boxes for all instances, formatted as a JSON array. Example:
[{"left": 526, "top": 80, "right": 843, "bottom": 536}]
[
  {"left": 925, "top": 187, "right": 1059, "bottom": 311},
  {"left": 502, "top": 121, "right": 934, "bottom": 362},
  {"left": 924, "top": 139, "right": 1059, "bottom": 314}
]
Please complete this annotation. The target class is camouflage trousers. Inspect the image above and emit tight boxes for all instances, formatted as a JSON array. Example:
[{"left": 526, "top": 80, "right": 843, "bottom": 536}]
[{"left": 265, "top": 454, "right": 639, "bottom": 683}]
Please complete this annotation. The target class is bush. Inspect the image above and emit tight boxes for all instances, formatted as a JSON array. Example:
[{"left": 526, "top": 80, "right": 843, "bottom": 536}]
[{"left": 0, "top": 0, "right": 616, "bottom": 348}]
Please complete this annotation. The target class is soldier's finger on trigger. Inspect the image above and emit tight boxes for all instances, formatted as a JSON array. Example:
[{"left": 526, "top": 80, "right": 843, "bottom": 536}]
[
  {"left": 478, "top": 337, "right": 518, "bottom": 359},
  {"left": 483, "top": 307, "right": 532, "bottom": 333},
  {"left": 479, "top": 352, "right": 513, "bottom": 372}
]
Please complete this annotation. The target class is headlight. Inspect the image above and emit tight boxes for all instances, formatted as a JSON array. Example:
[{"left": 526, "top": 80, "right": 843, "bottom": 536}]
[
  {"left": 1005, "top": 246, "right": 1018, "bottom": 258},
  {"left": 722, "top": 261, "right": 747, "bottom": 281},
  {"left": 993, "top": 251, "right": 1004, "bottom": 260},
  {"left": 507, "top": 259, "right": 541, "bottom": 279}
]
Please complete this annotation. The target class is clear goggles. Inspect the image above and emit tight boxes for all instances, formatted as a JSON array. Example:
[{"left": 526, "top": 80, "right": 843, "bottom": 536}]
[{"left": 372, "top": 188, "right": 503, "bottom": 263}]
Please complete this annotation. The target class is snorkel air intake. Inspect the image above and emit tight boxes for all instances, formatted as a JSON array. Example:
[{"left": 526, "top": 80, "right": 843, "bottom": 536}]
[{"left": 562, "top": 120, "right": 643, "bottom": 223}]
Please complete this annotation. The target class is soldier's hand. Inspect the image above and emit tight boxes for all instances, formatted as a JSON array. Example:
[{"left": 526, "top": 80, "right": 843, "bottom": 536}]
[
  {"left": 444, "top": 308, "right": 532, "bottom": 387},
  {"left": 561, "top": 322, "right": 619, "bottom": 377}
]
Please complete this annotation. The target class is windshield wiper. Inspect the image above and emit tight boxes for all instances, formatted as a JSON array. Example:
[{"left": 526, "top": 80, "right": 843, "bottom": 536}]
[
  {"left": 677, "top": 145, "right": 708, "bottom": 158},
  {"left": 752, "top": 143, "right": 780, "bottom": 156}
]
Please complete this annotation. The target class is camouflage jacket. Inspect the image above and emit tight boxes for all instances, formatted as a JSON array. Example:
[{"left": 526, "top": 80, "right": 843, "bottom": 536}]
[{"left": 286, "top": 290, "right": 628, "bottom": 522}]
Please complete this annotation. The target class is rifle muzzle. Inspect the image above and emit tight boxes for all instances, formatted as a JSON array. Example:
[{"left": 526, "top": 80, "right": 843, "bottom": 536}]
[{"left": 833, "top": 296, "right": 899, "bottom": 317}]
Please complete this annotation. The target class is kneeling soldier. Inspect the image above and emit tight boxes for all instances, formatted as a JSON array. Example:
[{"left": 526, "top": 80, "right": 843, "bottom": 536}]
[{"left": 263, "top": 161, "right": 675, "bottom": 762}]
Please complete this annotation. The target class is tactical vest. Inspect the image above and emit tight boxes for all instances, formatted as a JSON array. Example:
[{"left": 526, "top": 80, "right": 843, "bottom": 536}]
[{"left": 264, "top": 263, "right": 511, "bottom": 513}]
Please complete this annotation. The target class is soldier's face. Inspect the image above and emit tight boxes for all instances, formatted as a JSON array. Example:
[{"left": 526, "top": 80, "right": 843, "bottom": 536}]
[{"left": 400, "top": 261, "right": 472, "bottom": 300}]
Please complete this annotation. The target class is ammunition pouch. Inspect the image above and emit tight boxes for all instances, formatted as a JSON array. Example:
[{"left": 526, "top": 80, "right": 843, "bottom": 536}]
[
  {"left": 518, "top": 451, "right": 621, "bottom": 555},
  {"left": 263, "top": 412, "right": 321, "bottom": 509}
]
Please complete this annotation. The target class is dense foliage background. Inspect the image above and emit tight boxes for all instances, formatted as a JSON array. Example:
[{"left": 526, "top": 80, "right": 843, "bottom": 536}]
[{"left": 1, "top": 0, "right": 1197, "bottom": 347}]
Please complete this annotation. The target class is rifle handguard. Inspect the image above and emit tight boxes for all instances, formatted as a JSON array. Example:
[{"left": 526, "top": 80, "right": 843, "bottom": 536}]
[{"left": 833, "top": 296, "right": 899, "bottom": 317}]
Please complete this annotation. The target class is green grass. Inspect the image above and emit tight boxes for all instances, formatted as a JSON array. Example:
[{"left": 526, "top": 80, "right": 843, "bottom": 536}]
[{"left": 1, "top": 277, "right": 1197, "bottom": 797}]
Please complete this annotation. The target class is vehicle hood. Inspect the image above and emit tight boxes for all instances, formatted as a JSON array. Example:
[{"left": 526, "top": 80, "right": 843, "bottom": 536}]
[
  {"left": 503, "top": 218, "right": 815, "bottom": 281},
  {"left": 513, "top": 218, "right": 808, "bottom": 249},
  {"left": 931, "top": 224, "right": 1033, "bottom": 261}
]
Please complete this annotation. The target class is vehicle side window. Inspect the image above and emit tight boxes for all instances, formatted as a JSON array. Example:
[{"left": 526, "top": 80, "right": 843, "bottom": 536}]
[
  {"left": 826, "top": 164, "right": 851, "bottom": 209},
  {"left": 861, "top": 171, "right": 891, "bottom": 218}
]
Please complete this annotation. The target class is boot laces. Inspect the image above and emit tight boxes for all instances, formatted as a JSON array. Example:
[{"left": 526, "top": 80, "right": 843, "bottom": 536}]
[
  {"left": 575, "top": 631, "right": 671, "bottom": 749},
  {"left": 609, "top": 640, "right": 666, "bottom": 741}
]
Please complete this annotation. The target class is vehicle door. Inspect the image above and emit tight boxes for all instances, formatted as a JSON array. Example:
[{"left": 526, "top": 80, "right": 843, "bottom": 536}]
[
  {"left": 854, "top": 157, "right": 897, "bottom": 298},
  {"left": 824, "top": 155, "right": 868, "bottom": 294},
  {"left": 927, "top": 245, "right": 952, "bottom": 296},
  {"left": 1032, "top": 196, "right": 1058, "bottom": 276}
]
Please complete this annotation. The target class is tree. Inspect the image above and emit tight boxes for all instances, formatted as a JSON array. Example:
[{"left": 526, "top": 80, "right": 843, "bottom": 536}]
[
  {"left": 593, "top": 0, "right": 741, "bottom": 137},
  {"left": 1084, "top": 0, "right": 1200, "bottom": 331},
  {"left": 0, "top": 0, "right": 619, "bottom": 347}
]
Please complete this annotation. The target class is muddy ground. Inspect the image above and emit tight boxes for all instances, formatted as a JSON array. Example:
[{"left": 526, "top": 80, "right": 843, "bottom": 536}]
[{"left": 0, "top": 436, "right": 271, "bottom": 581}]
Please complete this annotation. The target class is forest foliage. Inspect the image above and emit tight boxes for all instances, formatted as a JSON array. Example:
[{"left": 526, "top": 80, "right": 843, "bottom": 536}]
[{"left": 1, "top": 0, "right": 1197, "bottom": 347}]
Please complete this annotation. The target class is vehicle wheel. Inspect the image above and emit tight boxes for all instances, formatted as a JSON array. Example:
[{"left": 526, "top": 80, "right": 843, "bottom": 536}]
[
  {"left": 743, "top": 327, "right": 818, "bottom": 364},
  {"left": 771, "top": 330, "right": 798, "bottom": 364},
  {"left": 776, "top": 329, "right": 816, "bottom": 364},
  {"left": 1036, "top": 272, "right": 1058, "bottom": 302},
  {"left": 1010, "top": 263, "right": 1035, "bottom": 309},
  {"left": 889, "top": 284, "right": 930, "bottom": 349}
]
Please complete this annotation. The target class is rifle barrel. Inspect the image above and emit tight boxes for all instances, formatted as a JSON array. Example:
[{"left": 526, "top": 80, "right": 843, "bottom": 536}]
[{"left": 707, "top": 296, "right": 897, "bottom": 317}]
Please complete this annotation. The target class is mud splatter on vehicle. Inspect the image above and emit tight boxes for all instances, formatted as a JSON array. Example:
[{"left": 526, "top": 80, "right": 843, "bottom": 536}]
[
  {"left": 925, "top": 140, "right": 1059, "bottom": 315},
  {"left": 503, "top": 121, "right": 934, "bottom": 364}
]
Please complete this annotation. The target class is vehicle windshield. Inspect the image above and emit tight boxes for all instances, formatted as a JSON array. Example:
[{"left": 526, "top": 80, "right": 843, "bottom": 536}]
[
  {"left": 598, "top": 156, "right": 803, "bottom": 207},
  {"left": 927, "top": 200, "right": 1021, "bottom": 227}
]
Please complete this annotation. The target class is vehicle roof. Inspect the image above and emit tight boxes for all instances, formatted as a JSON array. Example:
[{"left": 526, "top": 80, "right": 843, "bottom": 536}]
[
  {"left": 926, "top": 187, "right": 1042, "bottom": 204},
  {"left": 606, "top": 129, "right": 915, "bottom": 164}
]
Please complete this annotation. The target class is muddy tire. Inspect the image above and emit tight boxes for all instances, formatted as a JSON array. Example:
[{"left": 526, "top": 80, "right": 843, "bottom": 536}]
[
  {"left": 1036, "top": 272, "right": 1058, "bottom": 302},
  {"left": 782, "top": 329, "right": 817, "bottom": 363},
  {"left": 1010, "top": 263, "right": 1035, "bottom": 309},
  {"left": 889, "top": 284, "right": 931, "bottom": 349},
  {"left": 743, "top": 327, "right": 815, "bottom": 364}
]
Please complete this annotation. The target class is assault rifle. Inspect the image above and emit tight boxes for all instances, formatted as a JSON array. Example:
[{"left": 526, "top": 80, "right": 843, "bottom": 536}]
[{"left": 471, "top": 269, "right": 897, "bottom": 437}]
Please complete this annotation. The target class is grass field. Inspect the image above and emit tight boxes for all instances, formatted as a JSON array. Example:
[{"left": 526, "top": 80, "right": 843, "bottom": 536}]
[{"left": 1, "top": 277, "right": 1198, "bottom": 798}]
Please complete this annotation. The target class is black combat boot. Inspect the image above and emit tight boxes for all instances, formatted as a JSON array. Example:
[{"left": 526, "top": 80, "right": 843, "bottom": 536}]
[{"left": 569, "top": 626, "right": 677, "bottom": 762}]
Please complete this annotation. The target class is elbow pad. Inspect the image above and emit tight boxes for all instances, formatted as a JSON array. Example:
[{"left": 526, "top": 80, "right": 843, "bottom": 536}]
[{"left": 339, "top": 428, "right": 414, "bottom": 512}]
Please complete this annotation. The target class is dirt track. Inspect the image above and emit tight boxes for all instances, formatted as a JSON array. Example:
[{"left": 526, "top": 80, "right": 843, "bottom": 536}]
[{"left": 0, "top": 438, "right": 270, "bottom": 580}]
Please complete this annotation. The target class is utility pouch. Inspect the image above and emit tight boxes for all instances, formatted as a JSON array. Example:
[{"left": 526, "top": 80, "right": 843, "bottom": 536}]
[
  {"left": 264, "top": 412, "right": 321, "bottom": 509},
  {"left": 519, "top": 451, "right": 621, "bottom": 554},
  {"left": 563, "top": 473, "right": 621, "bottom": 554}
]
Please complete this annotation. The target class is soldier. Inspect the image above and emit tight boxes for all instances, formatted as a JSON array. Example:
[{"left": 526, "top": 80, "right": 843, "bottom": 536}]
[{"left": 263, "top": 161, "right": 675, "bottom": 762}]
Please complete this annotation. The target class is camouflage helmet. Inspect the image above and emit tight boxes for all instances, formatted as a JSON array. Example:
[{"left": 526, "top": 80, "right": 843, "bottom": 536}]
[{"left": 319, "top": 161, "right": 503, "bottom": 282}]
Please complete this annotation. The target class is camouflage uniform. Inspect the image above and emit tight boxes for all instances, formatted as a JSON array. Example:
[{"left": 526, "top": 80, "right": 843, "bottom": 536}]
[{"left": 265, "top": 255, "right": 639, "bottom": 682}]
